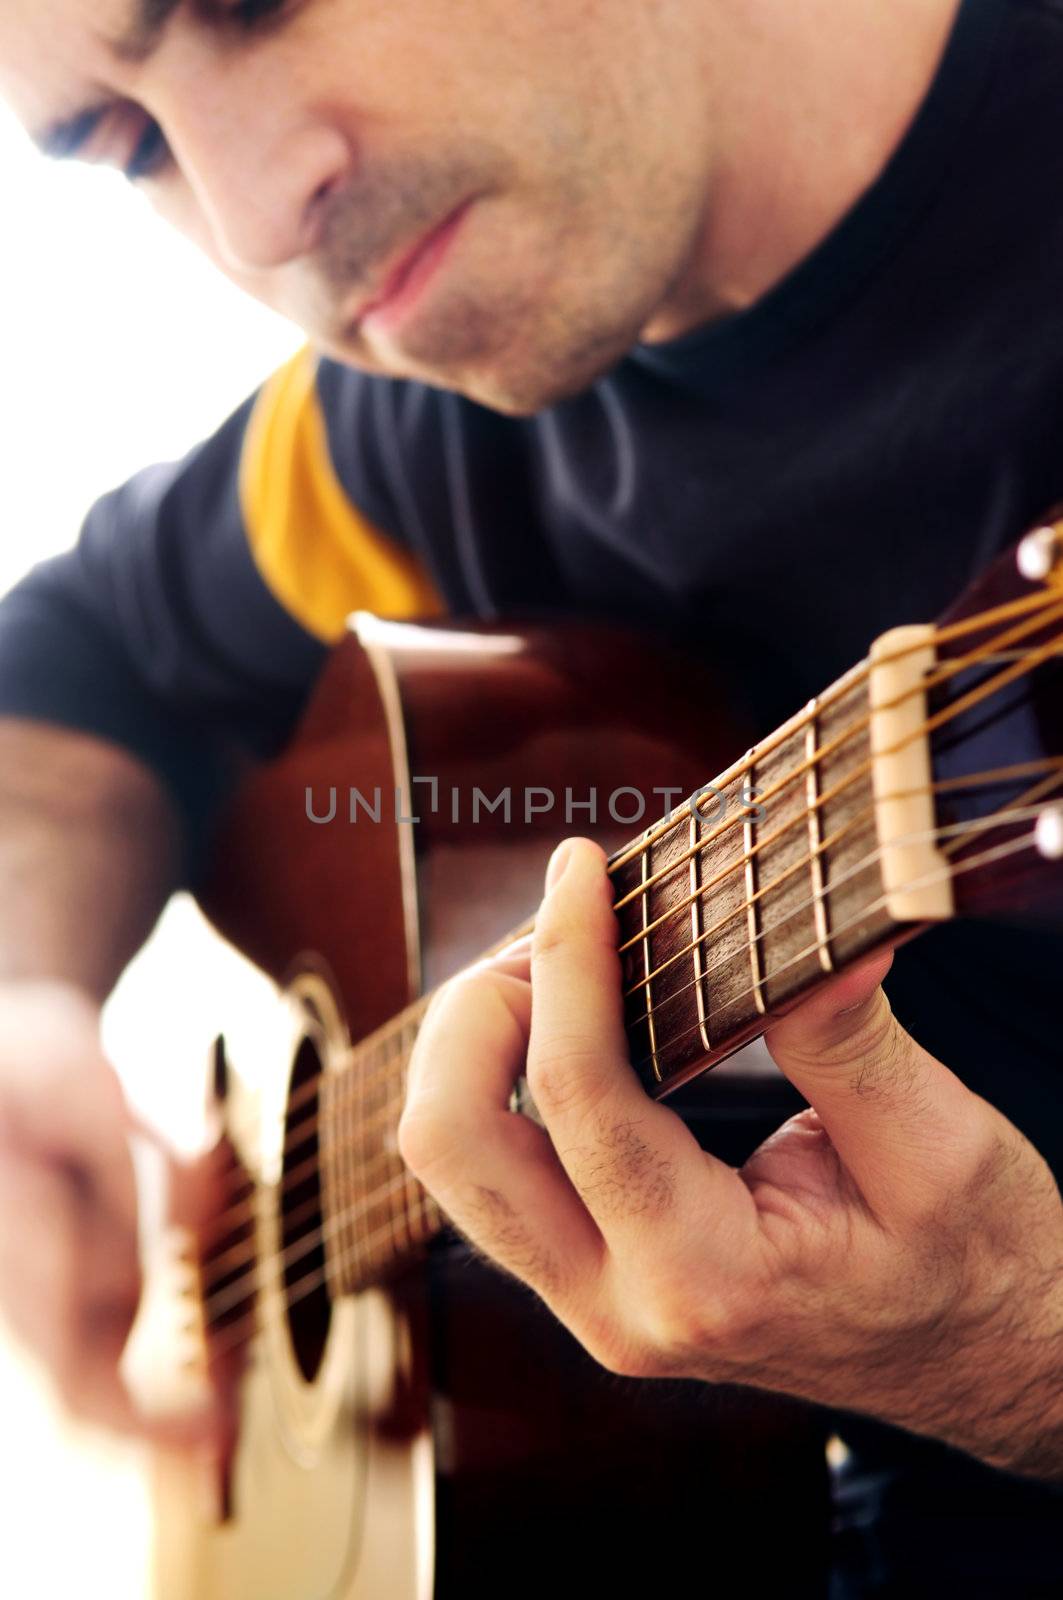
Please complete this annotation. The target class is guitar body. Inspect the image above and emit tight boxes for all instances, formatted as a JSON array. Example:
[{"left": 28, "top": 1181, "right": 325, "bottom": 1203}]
[{"left": 150, "top": 617, "right": 832, "bottom": 1598}]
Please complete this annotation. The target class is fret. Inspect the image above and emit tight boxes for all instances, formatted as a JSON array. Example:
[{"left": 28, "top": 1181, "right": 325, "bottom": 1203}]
[
  {"left": 402, "top": 1014, "right": 437, "bottom": 1246},
  {"left": 386, "top": 1074, "right": 400, "bottom": 1258},
  {"left": 398, "top": 1020, "right": 417, "bottom": 1245},
  {"left": 349, "top": 1057, "right": 365, "bottom": 1285},
  {"left": 804, "top": 702, "right": 834, "bottom": 973},
  {"left": 338, "top": 1051, "right": 368, "bottom": 1294},
  {"left": 608, "top": 657, "right": 904, "bottom": 1096},
  {"left": 383, "top": 1043, "right": 402, "bottom": 1267},
  {"left": 743, "top": 752, "right": 767, "bottom": 1017},
  {"left": 319, "top": 1007, "right": 446, "bottom": 1294},
  {"left": 684, "top": 776, "right": 758, "bottom": 1047},
  {"left": 354, "top": 1037, "right": 371, "bottom": 1285},
  {"left": 750, "top": 722, "right": 824, "bottom": 1011},
  {"left": 326, "top": 1060, "right": 360, "bottom": 1296},
  {"left": 612, "top": 764, "right": 761, "bottom": 1088},
  {"left": 369, "top": 1039, "right": 395, "bottom": 1275},
  {"left": 382, "top": 1034, "right": 406, "bottom": 1257},
  {"left": 615, "top": 800, "right": 713, "bottom": 1088},
  {"left": 689, "top": 802, "right": 713, "bottom": 1052},
  {"left": 640, "top": 834, "right": 662, "bottom": 1082},
  {"left": 330, "top": 1056, "right": 350, "bottom": 1292},
  {"left": 319, "top": 1071, "right": 347, "bottom": 1301}
]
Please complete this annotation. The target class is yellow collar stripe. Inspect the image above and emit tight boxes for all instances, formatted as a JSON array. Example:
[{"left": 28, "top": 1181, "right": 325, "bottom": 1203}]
[{"left": 239, "top": 348, "right": 443, "bottom": 642}]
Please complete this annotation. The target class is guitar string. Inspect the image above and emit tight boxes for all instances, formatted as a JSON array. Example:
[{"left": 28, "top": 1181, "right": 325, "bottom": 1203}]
[
  {"left": 214, "top": 591, "right": 1061, "bottom": 1151},
  {"left": 606, "top": 586, "right": 1061, "bottom": 876},
  {"left": 195, "top": 615, "right": 1063, "bottom": 1264},
  {"left": 626, "top": 807, "right": 1054, "bottom": 1082},
  {"left": 195, "top": 798, "right": 1057, "bottom": 1309},
  {"left": 209, "top": 755, "right": 1063, "bottom": 1254},
  {"left": 324, "top": 777, "right": 1063, "bottom": 1142},
  {"left": 207, "top": 604, "right": 1062, "bottom": 1194},
  {"left": 295, "top": 771, "right": 1063, "bottom": 1177},
  {"left": 195, "top": 824, "right": 1046, "bottom": 1360},
  {"left": 620, "top": 750, "right": 1061, "bottom": 1008},
  {"left": 611, "top": 600, "right": 1063, "bottom": 917},
  {"left": 330, "top": 767, "right": 1063, "bottom": 1164},
  {"left": 200, "top": 809, "right": 1050, "bottom": 1344},
  {"left": 621, "top": 775, "right": 1063, "bottom": 1056},
  {"left": 199, "top": 732, "right": 1063, "bottom": 1273},
  {"left": 219, "top": 722, "right": 1055, "bottom": 1196},
  {"left": 208, "top": 1020, "right": 414, "bottom": 1210},
  {"left": 232, "top": 764, "right": 1063, "bottom": 1292},
  {"left": 606, "top": 589, "right": 1061, "bottom": 880},
  {"left": 615, "top": 752, "right": 1060, "bottom": 962},
  {"left": 243, "top": 1001, "right": 409, "bottom": 1141},
  {"left": 320, "top": 617, "right": 1058, "bottom": 1088},
  {"left": 211, "top": 593, "right": 1062, "bottom": 1171},
  {"left": 211, "top": 755, "right": 1050, "bottom": 1203},
  {"left": 199, "top": 752, "right": 1063, "bottom": 1258},
  {"left": 164, "top": 594, "right": 1063, "bottom": 1351},
  {"left": 556, "top": 634, "right": 1061, "bottom": 1006}
]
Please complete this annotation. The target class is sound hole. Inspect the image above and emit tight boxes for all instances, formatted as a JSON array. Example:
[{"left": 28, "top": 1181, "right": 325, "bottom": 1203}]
[{"left": 282, "top": 1035, "right": 332, "bottom": 1383}]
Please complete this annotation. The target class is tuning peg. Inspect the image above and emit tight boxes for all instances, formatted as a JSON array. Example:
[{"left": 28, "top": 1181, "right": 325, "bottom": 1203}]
[
  {"left": 1016, "top": 525, "right": 1062, "bottom": 583},
  {"left": 1034, "top": 805, "right": 1063, "bottom": 861}
]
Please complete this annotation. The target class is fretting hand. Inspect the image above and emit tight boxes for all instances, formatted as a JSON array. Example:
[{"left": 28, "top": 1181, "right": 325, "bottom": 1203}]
[{"left": 400, "top": 838, "right": 1063, "bottom": 1479}]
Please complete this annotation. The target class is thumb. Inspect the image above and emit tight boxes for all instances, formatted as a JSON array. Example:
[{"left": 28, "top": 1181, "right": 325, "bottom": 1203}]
[{"left": 765, "top": 952, "right": 980, "bottom": 1221}]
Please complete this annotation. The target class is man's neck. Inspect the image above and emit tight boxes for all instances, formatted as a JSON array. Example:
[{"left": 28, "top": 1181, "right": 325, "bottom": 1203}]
[{"left": 642, "top": 0, "right": 964, "bottom": 343}]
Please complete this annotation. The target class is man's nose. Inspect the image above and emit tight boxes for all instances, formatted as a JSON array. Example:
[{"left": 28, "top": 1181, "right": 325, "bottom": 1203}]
[{"left": 156, "top": 64, "right": 352, "bottom": 273}]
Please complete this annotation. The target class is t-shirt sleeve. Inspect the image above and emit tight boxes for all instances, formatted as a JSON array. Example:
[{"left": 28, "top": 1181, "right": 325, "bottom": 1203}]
[{"left": 0, "top": 347, "right": 443, "bottom": 882}]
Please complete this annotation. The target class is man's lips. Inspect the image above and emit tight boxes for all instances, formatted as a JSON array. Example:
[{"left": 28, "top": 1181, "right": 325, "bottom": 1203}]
[{"left": 357, "top": 201, "right": 474, "bottom": 333}]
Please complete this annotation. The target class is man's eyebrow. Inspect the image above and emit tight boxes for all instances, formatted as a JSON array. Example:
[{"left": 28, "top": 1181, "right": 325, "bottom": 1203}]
[
  {"left": 107, "top": 0, "right": 184, "bottom": 65},
  {"left": 33, "top": 1, "right": 185, "bottom": 158}
]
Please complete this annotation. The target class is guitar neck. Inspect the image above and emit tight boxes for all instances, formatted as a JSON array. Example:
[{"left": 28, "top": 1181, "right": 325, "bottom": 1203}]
[
  {"left": 616, "top": 652, "right": 906, "bottom": 1095},
  {"left": 318, "top": 542, "right": 1063, "bottom": 1293},
  {"left": 319, "top": 640, "right": 929, "bottom": 1291}
]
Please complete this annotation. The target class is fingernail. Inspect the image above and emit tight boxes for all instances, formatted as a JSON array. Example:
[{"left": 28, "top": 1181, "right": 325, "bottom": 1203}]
[{"left": 545, "top": 840, "right": 576, "bottom": 891}]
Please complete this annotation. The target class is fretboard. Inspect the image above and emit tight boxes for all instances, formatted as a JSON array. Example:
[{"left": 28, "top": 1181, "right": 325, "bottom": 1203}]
[
  {"left": 320, "top": 657, "right": 904, "bottom": 1292},
  {"left": 320, "top": 1006, "right": 443, "bottom": 1295},
  {"left": 615, "top": 660, "right": 898, "bottom": 1094}
]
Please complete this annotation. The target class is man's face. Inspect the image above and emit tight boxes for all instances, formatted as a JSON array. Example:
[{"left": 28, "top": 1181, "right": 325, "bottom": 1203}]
[{"left": 0, "top": 0, "right": 715, "bottom": 413}]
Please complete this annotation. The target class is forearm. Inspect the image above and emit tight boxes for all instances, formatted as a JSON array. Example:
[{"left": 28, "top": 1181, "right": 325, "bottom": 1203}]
[
  {"left": 769, "top": 1244, "right": 1063, "bottom": 1482},
  {"left": 0, "top": 718, "right": 183, "bottom": 1001},
  {"left": 929, "top": 1257, "right": 1063, "bottom": 1482}
]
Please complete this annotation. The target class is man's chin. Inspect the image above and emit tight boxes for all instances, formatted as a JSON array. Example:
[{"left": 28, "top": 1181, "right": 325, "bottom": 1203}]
[
  {"left": 457, "top": 363, "right": 609, "bottom": 417},
  {"left": 315, "top": 319, "right": 630, "bottom": 417},
  {"left": 307, "top": 256, "right": 647, "bottom": 412}
]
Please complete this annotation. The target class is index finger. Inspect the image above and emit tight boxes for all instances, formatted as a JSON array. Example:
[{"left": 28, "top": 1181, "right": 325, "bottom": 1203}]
[{"left": 528, "top": 839, "right": 744, "bottom": 1237}]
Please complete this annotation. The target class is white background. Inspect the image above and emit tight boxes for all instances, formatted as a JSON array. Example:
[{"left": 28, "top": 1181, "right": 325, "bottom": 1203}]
[{"left": 0, "top": 103, "right": 301, "bottom": 1597}]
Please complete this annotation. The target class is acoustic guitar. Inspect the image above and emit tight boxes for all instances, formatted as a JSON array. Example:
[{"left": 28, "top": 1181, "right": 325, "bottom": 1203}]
[{"left": 121, "top": 519, "right": 1063, "bottom": 1598}]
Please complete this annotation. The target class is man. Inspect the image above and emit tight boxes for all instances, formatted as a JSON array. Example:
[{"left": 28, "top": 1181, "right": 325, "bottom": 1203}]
[{"left": 0, "top": 0, "right": 1059, "bottom": 1591}]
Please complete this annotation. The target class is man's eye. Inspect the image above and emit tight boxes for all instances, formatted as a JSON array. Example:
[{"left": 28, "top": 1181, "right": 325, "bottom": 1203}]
[
  {"left": 119, "top": 3, "right": 291, "bottom": 178},
  {"left": 222, "top": 0, "right": 290, "bottom": 26},
  {"left": 124, "top": 120, "right": 170, "bottom": 182}
]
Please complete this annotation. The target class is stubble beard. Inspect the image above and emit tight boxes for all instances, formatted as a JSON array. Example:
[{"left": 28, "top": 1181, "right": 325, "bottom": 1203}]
[{"left": 277, "top": 137, "right": 694, "bottom": 414}]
